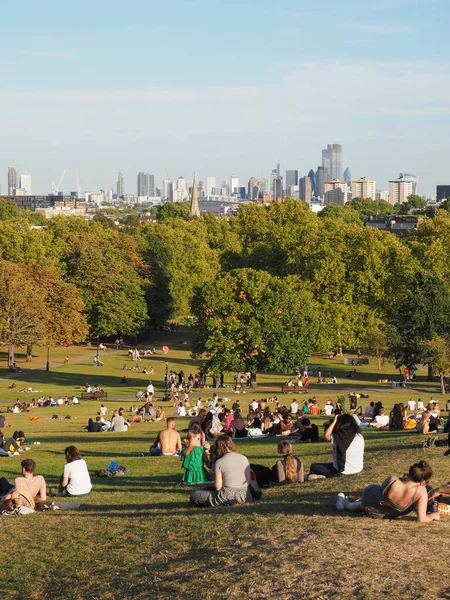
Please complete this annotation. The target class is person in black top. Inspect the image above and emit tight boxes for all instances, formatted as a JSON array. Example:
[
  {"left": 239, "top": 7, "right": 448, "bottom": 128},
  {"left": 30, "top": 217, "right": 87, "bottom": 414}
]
[
  {"left": 299, "top": 418, "right": 319, "bottom": 443},
  {"left": 89, "top": 417, "right": 104, "bottom": 432}
]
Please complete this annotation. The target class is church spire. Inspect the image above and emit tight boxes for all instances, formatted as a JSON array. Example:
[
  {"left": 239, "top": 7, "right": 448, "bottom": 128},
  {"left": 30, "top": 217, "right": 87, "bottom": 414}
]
[{"left": 190, "top": 173, "right": 200, "bottom": 217}]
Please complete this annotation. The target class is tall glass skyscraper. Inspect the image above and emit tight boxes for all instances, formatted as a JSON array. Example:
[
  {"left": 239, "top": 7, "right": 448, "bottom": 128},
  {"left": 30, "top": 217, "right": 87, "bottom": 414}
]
[{"left": 322, "top": 144, "right": 343, "bottom": 181}]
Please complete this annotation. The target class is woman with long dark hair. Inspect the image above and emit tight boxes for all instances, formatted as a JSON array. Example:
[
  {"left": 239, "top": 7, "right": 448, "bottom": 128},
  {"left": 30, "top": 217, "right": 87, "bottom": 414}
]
[
  {"left": 58, "top": 446, "right": 92, "bottom": 496},
  {"left": 309, "top": 414, "right": 364, "bottom": 478}
]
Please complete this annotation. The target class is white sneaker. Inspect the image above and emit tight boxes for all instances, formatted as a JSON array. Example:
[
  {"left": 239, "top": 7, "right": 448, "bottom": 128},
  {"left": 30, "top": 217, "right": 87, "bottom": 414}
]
[
  {"left": 13, "top": 452, "right": 20, "bottom": 456},
  {"left": 307, "top": 474, "right": 326, "bottom": 481},
  {"left": 336, "top": 492, "right": 347, "bottom": 511}
]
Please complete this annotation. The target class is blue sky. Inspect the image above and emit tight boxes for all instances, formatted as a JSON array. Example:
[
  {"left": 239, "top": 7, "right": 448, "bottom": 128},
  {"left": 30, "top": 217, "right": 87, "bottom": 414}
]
[{"left": 1, "top": 0, "right": 449, "bottom": 196}]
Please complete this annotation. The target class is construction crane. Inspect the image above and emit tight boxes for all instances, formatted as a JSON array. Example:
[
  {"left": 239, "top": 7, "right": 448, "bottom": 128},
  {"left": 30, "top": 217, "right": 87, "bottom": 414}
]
[{"left": 51, "top": 169, "right": 67, "bottom": 195}]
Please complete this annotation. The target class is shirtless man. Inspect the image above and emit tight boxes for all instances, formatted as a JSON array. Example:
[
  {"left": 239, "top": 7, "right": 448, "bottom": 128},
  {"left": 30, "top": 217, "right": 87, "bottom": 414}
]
[
  {"left": 0, "top": 458, "right": 47, "bottom": 511},
  {"left": 150, "top": 418, "right": 182, "bottom": 456}
]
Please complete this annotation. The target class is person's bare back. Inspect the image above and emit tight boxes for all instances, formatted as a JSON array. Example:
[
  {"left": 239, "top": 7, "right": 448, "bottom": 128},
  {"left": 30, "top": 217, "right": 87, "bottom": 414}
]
[{"left": 159, "top": 422, "right": 182, "bottom": 455}]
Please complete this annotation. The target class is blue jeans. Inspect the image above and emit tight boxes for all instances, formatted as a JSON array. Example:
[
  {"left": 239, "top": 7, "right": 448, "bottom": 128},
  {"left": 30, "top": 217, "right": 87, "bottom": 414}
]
[
  {"left": 0, "top": 477, "right": 14, "bottom": 495},
  {"left": 309, "top": 462, "right": 341, "bottom": 477}
]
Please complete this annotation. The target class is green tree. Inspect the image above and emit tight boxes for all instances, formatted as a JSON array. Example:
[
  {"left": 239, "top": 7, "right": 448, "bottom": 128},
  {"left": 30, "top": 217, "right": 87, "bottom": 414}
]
[
  {"left": 156, "top": 202, "right": 190, "bottom": 222},
  {"left": 191, "top": 269, "right": 318, "bottom": 374},
  {"left": 363, "top": 327, "right": 390, "bottom": 370},
  {"left": 141, "top": 218, "right": 220, "bottom": 324},
  {"left": 391, "top": 271, "right": 450, "bottom": 375},
  {"left": 318, "top": 203, "right": 363, "bottom": 224},
  {"left": 425, "top": 336, "right": 450, "bottom": 395},
  {"left": 346, "top": 197, "right": 393, "bottom": 222}
]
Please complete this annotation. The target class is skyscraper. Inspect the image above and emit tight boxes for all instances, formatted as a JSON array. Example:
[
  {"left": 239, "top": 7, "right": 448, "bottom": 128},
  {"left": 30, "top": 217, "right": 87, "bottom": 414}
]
[
  {"left": 437, "top": 185, "right": 450, "bottom": 202},
  {"left": 389, "top": 176, "right": 413, "bottom": 205},
  {"left": 322, "top": 144, "right": 343, "bottom": 181},
  {"left": 315, "top": 166, "right": 328, "bottom": 198},
  {"left": 8, "top": 167, "right": 18, "bottom": 195},
  {"left": 137, "top": 172, "right": 155, "bottom": 197},
  {"left": 299, "top": 176, "right": 313, "bottom": 204},
  {"left": 343, "top": 167, "right": 352, "bottom": 184},
  {"left": 229, "top": 175, "right": 239, "bottom": 196},
  {"left": 117, "top": 172, "right": 124, "bottom": 197},
  {"left": 352, "top": 177, "right": 376, "bottom": 200},
  {"left": 19, "top": 172, "right": 32, "bottom": 195},
  {"left": 286, "top": 170, "right": 299, "bottom": 188},
  {"left": 206, "top": 177, "right": 216, "bottom": 198},
  {"left": 399, "top": 173, "right": 419, "bottom": 195},
  {"left": 323, "top": 180, "right": 349, "bottom": 206},
  {"left": 307, "top": 169, "right": 316, "bottom": 196}
]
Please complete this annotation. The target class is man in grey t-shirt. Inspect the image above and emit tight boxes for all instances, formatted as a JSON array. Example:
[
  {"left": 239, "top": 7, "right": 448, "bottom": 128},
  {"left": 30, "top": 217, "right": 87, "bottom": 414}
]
[{"left": 110, "top": 410, "right": 128, "bottom": 432}]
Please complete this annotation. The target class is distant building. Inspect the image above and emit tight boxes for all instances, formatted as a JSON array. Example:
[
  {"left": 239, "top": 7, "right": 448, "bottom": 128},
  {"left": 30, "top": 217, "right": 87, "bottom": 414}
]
[
  {"left": 272, "top": 174, "right": 283, "bottom": 201},
  {"left": 389, "top": 176, "right": 413, "bottom": 205},
  {"left": 19, "top": 172, "right": 32, "bottom": 195},
  {"left": 399, "top": 172, "right": 419, "bottom": 195},
  {"left": 365, "top": 215, "right": 419, "bottom": 237},
  {"left": 376, "top": 190, "right": 389, "bottom": 201},
  {"left": 285, "top": 170, "right": 298, "bottom": 188},
  {"left": 117, "top": 172, "right": 124, "bottom": 197},
  {"left": 352, "top": 177, "right": 376, "bottom": 200},
  {"left": 315, "top": 166, "right": 328, "bottom": 198},
  {"left": 343, "top": 167, "right": 352, "bottom": 184},
  {"left": 163, "top": 180, "right": 173, "bottom": 201},
  {"left": 137, "top": 172, "right": 155, "bottom": 197},
  {"left": 436, "top": 185, "right": 450, "bottom": 202},
  {"left": 323, "top": 180, "right": 350, "bottom": 206},
  {"left": 229, "top": 175, "right": 239, "bottom": 196},
  {"left": 8, "top": 167, "right": 18, "bottom": 195},
  {"left": 299, "top": 176, "right": 313, "bottom": 204},
  {"left": 322, "top": 144, "right": 343, "bottom": 181},
  {"left": 205, "top": 176, "right": 216, "bottom": 197},
  {"left": 307, "top": 169, "right": 316, "bottom": 196},
  {"left": 190, "top": 177, "right": 200, "bottom": 217}
]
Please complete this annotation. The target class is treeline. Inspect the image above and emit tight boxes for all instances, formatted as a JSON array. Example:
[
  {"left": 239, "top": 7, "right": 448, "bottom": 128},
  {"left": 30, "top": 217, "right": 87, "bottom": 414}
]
[{"left": 2, "top": 198, "right": 450, "bottom": 381}]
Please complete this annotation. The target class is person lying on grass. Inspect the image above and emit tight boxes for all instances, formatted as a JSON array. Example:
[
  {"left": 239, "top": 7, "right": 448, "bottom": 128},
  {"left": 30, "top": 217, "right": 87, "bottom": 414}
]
[
  {"left": 58, "top": 446, "right": 92, "bottom": 497},
  {"left": 336, "top": 460, "right": 441, "bottom": 522},
  {"left": 0, "top": 458, "right": 46, "bottom": 511}
]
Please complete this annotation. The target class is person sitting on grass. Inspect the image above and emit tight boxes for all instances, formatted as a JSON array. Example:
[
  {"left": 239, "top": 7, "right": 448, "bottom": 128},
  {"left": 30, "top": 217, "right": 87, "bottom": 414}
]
[
  {"left": 190, "top": 436, "right": 253, "bottom": 507},
  {"left": 0, "top": 431, "right": 21, "bottom": 456},
  {"left": 297, "top": 418, "right": 319, "bottom": 443},
  {"left": 89, "top": 416, "right": 105, "bottom": 432},
  {"left": 151, "top": 407, "right": 166, "bottom": 422},
  {"left": 58, "top": 446, "right": 92, "bottom": 497},
  {"left": 110, "top": 409, "right": 128, "bottom": 432},
  {"left": 336, "top": 460, "right": 440, "bottom": 522},
  {"left": 368, "top": 408, "right": 389, "bottom": 428},
  {"left": 309, "top": 414, "right": 364, "bottom": 479},
  {"left": 0, "top": 458, "right": 47, "bottom": 511},
  {"left": 150, "top": 418, "right": 182, "bottom": 456},
  {"left": 180, "top": 433, "right": 210, "bottom": 485}
]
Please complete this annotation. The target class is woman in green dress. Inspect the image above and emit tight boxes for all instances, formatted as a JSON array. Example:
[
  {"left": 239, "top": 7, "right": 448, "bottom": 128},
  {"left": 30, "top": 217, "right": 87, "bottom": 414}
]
[{"left": 180, "top": 432, "right": 210, "bottom": 485}]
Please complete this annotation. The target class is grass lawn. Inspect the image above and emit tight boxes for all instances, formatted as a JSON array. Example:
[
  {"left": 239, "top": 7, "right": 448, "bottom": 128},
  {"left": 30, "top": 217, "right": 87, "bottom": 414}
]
[{"left": 0, "top": 330, "right": 449, "bottom": 599}]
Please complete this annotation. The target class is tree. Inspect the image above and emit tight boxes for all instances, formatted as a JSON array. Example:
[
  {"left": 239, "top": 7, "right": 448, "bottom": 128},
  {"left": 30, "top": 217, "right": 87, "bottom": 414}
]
[
  {"left": 425, "top": 336, "right": 450, "bottom": 394},
  {"left": 363, "top": 327, "right": 389, "bottom": 370},
  {"left": 0, "top": 262, "right": 45, "bottom": 365},
  {"left": 346, "top": 197, "right": 393, "bottom": 222},
  {"left": 141, "top": 218, "right": 220, "bottom": 324},
  {"left": 318, "top": 203, "right": 363, "bottom": 224},
  {"left": 191, "top": 269, "right": 319, "bottom": 374},
  {"left": 0, "top": 260, "right": 88, "bottom": 364},
  {"left": 391, "top": 271, "right": 450, "bottom": 375},
  {"left": 156, "top": 202, "right": 190, "bottom": 222}
]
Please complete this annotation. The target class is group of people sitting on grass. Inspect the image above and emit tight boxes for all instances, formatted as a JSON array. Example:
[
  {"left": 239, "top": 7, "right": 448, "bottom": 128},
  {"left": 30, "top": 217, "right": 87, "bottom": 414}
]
[
  {"left": 148, "top": 413, "right": 449, "bottom": 519},
  {"left": 0, "top": 446, "right": 91, "bottom": 514}
]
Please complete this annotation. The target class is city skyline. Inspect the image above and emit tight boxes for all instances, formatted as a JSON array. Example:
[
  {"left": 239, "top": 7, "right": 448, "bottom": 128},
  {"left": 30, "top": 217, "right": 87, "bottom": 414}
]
[{"left": 0, "top": 0, "right": 449, "bottom": 196}]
